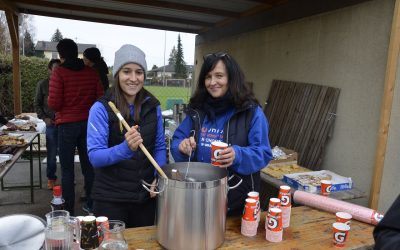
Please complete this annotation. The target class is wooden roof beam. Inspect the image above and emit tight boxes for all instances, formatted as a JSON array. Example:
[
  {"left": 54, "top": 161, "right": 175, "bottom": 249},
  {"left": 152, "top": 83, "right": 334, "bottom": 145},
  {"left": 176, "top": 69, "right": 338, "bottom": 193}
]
[
  {"left": 16, "top": 0, "right": 214, "bottom": 27},
  {"left": 109, "top": 0, "right": 240, "bottom": 18}
]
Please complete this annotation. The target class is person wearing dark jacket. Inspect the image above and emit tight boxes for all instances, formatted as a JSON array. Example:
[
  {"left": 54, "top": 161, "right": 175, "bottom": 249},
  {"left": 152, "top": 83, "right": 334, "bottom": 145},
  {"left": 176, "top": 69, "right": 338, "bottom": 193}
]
[
  {"left": 83, "top": 47, "right": 110, "bottom": 92},
  {"left": 171, "top": 52, "right": 272, "bottom": 216},
  {"left": 373, "top": 195, "right": 400, "bottom": 249},
  {"left": 34, "top": 58, "right": 61, "bottom": 190},
  {"left": 48, "top": 39, "right": 104, "bottom": 215},
  {"left": 87, "top": 44, "right": 166, "bottom": 228}
]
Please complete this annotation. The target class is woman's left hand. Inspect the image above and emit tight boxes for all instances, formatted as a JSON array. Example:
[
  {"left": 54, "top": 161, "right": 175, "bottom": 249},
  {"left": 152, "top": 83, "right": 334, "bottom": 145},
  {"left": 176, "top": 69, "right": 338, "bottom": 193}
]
[
  {"left": 215, "top": 147, "right": 235, "bottom": 168},
  {"left": 125, "top": 125, "right": 143, "bottom": 151}
]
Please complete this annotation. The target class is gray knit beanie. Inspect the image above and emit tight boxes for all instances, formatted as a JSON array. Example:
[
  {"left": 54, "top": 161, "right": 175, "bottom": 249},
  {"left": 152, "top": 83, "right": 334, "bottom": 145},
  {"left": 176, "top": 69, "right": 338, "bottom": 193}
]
[{"left": 112, "top": 44, "right": 147, "bottom": 78}]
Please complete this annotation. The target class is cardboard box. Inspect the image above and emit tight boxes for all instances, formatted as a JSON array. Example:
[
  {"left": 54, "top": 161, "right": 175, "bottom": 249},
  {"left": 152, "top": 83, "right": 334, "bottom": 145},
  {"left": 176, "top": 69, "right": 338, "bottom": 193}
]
[
  {"left": 282, "top": 170, "right": 353, "bottom": 193},
  {"left": 268, "top": 147, "right": 298, "bottom": 167}
]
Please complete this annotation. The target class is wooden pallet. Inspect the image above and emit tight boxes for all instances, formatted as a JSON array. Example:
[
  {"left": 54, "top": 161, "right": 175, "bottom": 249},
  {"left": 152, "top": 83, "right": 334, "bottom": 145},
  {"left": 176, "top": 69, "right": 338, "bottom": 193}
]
[{"left": 264, "top": 80, "right": 340, "bottom": 170}]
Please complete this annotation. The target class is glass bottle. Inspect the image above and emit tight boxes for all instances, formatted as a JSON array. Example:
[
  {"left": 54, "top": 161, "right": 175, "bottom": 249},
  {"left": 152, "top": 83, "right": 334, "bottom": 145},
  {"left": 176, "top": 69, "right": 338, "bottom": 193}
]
[{"left": 50, "top": 185, "right": 65, "bottom": 211}]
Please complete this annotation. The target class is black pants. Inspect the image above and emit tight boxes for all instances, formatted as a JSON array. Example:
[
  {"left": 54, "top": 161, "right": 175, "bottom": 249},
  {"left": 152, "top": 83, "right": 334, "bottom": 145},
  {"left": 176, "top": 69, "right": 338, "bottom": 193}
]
[{"left": 93, "top": 198, "right": 156, "bottom": 228}]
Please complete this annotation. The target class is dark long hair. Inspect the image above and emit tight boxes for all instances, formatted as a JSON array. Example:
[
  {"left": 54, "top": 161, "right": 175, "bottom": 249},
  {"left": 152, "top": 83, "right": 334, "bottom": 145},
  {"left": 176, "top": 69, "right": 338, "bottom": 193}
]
[
  {"left": 189, "top": 52, "right": 258, "bottom": 110},
  {"left": 110, "top": 75, "right": 152, "bottom": 124}
]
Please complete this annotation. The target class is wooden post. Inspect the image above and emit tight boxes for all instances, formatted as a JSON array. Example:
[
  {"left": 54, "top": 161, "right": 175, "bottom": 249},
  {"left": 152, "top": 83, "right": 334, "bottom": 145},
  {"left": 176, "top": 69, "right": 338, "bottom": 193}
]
[
  {"left": 369, "top": 0, "right": 400, "bottom": 209},
  {"left": 1, "top": 0, "right": 21, "bottom": 114}
]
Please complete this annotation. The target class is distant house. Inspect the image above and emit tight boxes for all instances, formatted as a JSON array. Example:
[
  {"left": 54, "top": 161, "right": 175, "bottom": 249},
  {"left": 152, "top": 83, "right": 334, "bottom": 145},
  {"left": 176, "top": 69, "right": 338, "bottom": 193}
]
[
  {"left": 148, "top": 64, "right": 194, "bottom": 80},
  {"left": 35, "top": 41, "right": 96, "bottom": 60}
]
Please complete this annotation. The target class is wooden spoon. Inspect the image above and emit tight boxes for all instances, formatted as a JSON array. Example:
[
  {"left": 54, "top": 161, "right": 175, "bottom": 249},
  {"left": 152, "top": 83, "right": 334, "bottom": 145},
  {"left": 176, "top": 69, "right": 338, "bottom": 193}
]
[{"left": 108, "top": 101, "right": 168, "bottom": 179}]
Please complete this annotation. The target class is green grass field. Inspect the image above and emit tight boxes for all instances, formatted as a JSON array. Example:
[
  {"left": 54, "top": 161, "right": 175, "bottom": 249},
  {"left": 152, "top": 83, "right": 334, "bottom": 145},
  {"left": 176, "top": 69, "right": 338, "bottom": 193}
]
[{"left": 145, "top": 86, "right": 192, "bottom": 110}]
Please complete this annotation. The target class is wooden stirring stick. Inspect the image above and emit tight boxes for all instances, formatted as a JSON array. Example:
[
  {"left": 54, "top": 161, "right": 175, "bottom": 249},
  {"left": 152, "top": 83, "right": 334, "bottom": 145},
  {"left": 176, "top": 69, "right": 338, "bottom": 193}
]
[{"left": 108, "top": 101, "right": 168, "bottom": 179}]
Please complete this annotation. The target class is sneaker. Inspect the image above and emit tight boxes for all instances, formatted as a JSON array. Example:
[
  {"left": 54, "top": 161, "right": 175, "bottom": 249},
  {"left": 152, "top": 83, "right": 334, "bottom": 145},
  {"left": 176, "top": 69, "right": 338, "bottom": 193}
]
[
  {"left": 47, "top": 179, "right": 56, "bottom": 190},
  {"left": 82, "top": 204, "right": 93, "bottom": 215}
]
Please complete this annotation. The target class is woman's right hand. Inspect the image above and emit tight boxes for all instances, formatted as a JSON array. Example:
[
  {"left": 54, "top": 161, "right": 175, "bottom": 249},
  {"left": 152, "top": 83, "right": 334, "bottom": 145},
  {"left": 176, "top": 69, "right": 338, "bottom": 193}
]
[{"left": 179, "top": 137, "right": 196, "bottom": 156}]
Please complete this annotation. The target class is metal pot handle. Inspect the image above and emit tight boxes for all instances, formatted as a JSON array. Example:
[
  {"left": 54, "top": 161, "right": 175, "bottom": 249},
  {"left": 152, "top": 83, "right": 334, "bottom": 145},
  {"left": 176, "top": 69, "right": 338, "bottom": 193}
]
[
  {"left": 227, "top": 174, "right": 242, "bottom": 190},
  {"left": 141, "top": 178, "right": 167, "bottom": 194}
]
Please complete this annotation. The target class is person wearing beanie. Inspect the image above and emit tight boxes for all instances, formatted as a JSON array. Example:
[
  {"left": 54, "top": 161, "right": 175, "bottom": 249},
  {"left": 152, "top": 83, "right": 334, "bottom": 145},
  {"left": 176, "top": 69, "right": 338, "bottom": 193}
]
[
  {"left": 48, "top": 38, "right": 104, "bottom": 215},
  {"left": 83, "top": 47, "right": 110, "bottom": 92},
  {"left": 87, "top": 44, "right": 166, "bottom": 228}
]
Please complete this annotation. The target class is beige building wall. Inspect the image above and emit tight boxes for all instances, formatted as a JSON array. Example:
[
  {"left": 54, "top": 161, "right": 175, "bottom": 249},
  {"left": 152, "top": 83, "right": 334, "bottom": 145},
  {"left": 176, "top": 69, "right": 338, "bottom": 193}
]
[{"left": 195, "top": 0, "right": 398, "bottom": 211}]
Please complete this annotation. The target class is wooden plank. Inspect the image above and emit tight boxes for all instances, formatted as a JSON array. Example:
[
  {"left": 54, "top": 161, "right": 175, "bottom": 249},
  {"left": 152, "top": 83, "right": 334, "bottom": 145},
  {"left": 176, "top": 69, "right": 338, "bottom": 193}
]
[
  {"left": 304, "top": 88, "right": 335, "bottom": 169},
  {"left": 124, "top": 206, "right": 373, "bottom": 250},
  {"left": 309, "top": 89, "right": 340, "bottom": 168},
  {"left": 369, "top": 0, "right": 400, "bottom": 209}
]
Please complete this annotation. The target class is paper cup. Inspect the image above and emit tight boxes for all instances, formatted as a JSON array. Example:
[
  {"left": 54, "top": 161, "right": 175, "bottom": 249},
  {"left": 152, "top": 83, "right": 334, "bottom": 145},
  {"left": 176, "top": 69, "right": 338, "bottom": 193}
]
[
  {"left": 278, "top": 185, "right": 291, "bottom": 207},
  {"left": 211, "top": 141, "right": 228, "bottom": 166},
  {"left": 320, "top": 180, "right": 332, "bottom": 196},
  {"left": 332, "top": 222, "right": 350, "bottom": 247},
  {"left": 336, "top": 212, "right": 352, "bottom": 226},
  {"left": 242, "top": 198, "right": 257, "bottom": 221},
  {"left": 248, "top": 192, "right": 260, "bottom": 223}
]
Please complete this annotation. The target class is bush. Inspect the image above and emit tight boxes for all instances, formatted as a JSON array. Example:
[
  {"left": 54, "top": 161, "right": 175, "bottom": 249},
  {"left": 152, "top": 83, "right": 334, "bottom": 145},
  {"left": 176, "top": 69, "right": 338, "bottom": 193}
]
[{"left": 0, "top": 55, "right": 48, "bottom": 115}]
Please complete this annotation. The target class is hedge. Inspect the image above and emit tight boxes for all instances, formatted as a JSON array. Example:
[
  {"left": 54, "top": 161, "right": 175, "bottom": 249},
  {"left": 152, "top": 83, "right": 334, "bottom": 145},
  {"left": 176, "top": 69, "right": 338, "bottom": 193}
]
[{"left": 0, "top": 55, "right": 48, "bottom": 116}]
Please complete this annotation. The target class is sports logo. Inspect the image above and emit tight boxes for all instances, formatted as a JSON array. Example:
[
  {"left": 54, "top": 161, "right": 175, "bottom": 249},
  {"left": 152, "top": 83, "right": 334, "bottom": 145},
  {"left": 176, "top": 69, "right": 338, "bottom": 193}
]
[
  {"left": 280, "top": 195, "right": 290, "bottom": 206},
  {"left": 324, "top": 185, "right": 332, "bottom": 193},
  {"left": 213, "top": 149, "right": 224, "bottom": 158},
  {"left": 268, "top": 217, "right": 278, "bottom": 230},
  {"left": 334, "top": 232, "right": 346, "bottom": 243}
]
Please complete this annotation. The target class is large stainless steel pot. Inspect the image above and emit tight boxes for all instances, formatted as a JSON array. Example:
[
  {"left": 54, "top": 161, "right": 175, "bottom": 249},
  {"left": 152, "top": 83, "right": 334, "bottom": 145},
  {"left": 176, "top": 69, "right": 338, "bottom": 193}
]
[{"left": 143, "top": 162, "right": 241, "bottom": 250}]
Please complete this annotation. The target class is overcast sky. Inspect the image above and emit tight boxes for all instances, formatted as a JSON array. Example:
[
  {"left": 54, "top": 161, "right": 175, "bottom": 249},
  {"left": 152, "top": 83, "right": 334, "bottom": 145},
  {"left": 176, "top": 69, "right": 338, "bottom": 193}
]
[{"left": 31, "top": 15, "right": 197, "bottom": 68}]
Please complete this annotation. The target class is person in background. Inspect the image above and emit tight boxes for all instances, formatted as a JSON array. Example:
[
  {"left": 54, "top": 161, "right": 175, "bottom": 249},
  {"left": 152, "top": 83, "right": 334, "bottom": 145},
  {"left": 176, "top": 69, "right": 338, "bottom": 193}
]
[
  {"left": 34, "top": 58, "right": 61, "bottom": 190},
  {"left": 171, "top": 52, "right": 272, "bottom": 216},
  {"left": 87, "top": 44, "right": 166, "bottom": 228},
  {"left": 83, "top": 47, "right": 110, "bottom": 92},
  {"left": 48, "top": 39, "right": 104, "bottom": 215},
  {"left": 373, "top": 195, "right": 400, "bottom": 249}
]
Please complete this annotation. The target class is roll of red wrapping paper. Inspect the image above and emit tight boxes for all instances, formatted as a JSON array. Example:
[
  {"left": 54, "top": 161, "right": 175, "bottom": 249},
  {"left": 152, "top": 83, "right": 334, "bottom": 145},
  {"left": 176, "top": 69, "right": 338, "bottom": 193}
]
[{"left": 293, "top": 190, "right": 384, "bottom": 225}]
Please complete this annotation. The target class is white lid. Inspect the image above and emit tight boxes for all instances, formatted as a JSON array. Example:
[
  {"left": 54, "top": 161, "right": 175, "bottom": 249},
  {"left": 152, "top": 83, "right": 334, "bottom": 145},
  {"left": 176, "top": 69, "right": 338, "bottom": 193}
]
[{"left": 0, "top": 214, "right": 45, "bottom": 249}]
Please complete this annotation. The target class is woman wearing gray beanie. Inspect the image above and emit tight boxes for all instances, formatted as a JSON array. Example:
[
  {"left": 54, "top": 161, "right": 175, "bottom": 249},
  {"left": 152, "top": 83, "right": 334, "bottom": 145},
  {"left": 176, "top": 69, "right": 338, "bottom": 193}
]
[{"left": 86, "top": 44, "right": 166, "bottom": 228}]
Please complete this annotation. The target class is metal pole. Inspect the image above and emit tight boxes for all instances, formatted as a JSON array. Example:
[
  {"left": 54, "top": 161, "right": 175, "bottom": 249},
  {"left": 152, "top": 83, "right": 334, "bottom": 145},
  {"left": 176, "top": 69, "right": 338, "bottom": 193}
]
[{"left": 163, "top": 31, "right": 166, "bottom": 86}]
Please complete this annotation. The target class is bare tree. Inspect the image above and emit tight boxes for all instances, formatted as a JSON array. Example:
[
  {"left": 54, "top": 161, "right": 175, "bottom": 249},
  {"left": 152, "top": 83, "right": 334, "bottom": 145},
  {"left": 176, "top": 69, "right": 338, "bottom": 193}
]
[{"left": 0, "top": 11, "right": 11, "bottom": 55}]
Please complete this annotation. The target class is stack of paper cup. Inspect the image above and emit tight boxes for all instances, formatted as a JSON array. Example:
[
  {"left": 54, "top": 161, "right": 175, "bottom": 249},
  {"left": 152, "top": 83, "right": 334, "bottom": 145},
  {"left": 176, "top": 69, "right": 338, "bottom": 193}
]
[
  {"left": 265, "top": 207, "right": 283, "bottom": 242},
  {"left": 241, "top": 198, "right": 258, "bottom": 236},
  {"left": 278, "top": 185, "right": 291, "bottom": 228},
  {"left": 265, "top": 198, "right": 281, "bottom": 229},
  {"left": 241, "top": 198, "right": 258, "bottom": 237},
  {"left": 247, "top": 191, "right": 260, "bottom": 224}
]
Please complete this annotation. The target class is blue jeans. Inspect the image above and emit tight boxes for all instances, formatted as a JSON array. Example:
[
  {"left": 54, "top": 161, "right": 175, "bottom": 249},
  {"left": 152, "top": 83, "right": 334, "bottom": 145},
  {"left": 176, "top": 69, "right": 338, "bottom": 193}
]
[
  {"left": 46, "top": 125, "right": 58, "bottom": 180},
  {"left": 58, "top": 121, "right": 94, "bottom": 215}
]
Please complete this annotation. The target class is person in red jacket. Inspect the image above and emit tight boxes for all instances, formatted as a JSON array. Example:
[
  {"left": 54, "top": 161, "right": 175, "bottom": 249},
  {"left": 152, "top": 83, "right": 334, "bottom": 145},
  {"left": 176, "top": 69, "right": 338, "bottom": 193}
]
[{"left": 48, "top": 39, "right": 104, "bottom": 215}]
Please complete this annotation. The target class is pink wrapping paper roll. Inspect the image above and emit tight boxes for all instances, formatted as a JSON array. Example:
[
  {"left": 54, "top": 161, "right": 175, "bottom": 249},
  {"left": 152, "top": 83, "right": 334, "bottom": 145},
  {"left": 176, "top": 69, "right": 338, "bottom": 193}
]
[{"left": 293, "top": 190, "right": 384, "bottom": 225}]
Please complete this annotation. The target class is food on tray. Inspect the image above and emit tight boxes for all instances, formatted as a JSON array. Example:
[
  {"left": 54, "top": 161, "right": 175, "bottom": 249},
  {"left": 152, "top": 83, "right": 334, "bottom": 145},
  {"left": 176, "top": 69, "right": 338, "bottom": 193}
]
[
  {"left": 14, "top": 114, "right": 30, "bottom": 120},
  {"left": 0, "top": 135, "right": 27, "bottom": 146},
  {"left": 290, "top": 173, "right": 332, "bottom": 187},
  {"left": 3, "top": 121, "right": 36, "bottom": 131},
  {"left": 262, "top": 164, "right": 311, "bottom": 179}
]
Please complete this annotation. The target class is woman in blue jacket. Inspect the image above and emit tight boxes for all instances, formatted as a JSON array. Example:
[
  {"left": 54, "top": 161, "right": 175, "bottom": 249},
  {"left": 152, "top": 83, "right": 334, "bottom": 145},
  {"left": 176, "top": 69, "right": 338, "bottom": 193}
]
[
  {"left": 87, "top": 44, "right": 166, "bottom": 227},
  {"left": 171, "top": 52, "right": 272, "bottom": 216}
]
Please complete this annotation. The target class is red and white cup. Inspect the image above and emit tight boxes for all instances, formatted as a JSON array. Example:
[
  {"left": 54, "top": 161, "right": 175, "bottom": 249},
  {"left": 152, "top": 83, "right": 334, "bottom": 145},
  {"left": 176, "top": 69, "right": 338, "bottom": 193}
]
[
  {"left": 96, "top": 216, "right": 109, "bottom": 243},
  {"left": 336, "top": 212, "right": 352, "bottom": 226},
  {"left": 278, "top": 185, "right": 291, "bottom": 207},
  {"left": 265, "top": 207, "right": 283, "bottom": 242},
  {"left": 241, "top": 198, "right": 258, "bottom": 237},
  {"left": 320, "top": 180, "right": 332, "bottom": 196},
  {"left": 248, "top": 191, "right": 260, "bottom": 223},
  {"left": 266, "top": 198, "right": 281, "bottom": 229},
  {"left": 211, "top": 141, "right": 228, "bottom": 166},
  {"left": 332, "top": 222, "right": 350, "bottom": 247}
]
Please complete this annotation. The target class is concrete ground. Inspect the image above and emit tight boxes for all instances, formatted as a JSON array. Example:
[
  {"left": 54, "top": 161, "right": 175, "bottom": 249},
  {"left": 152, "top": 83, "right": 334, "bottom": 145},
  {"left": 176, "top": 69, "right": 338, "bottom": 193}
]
[{"left": 0, "top": 154, "right": 89, "bottom": 220}]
